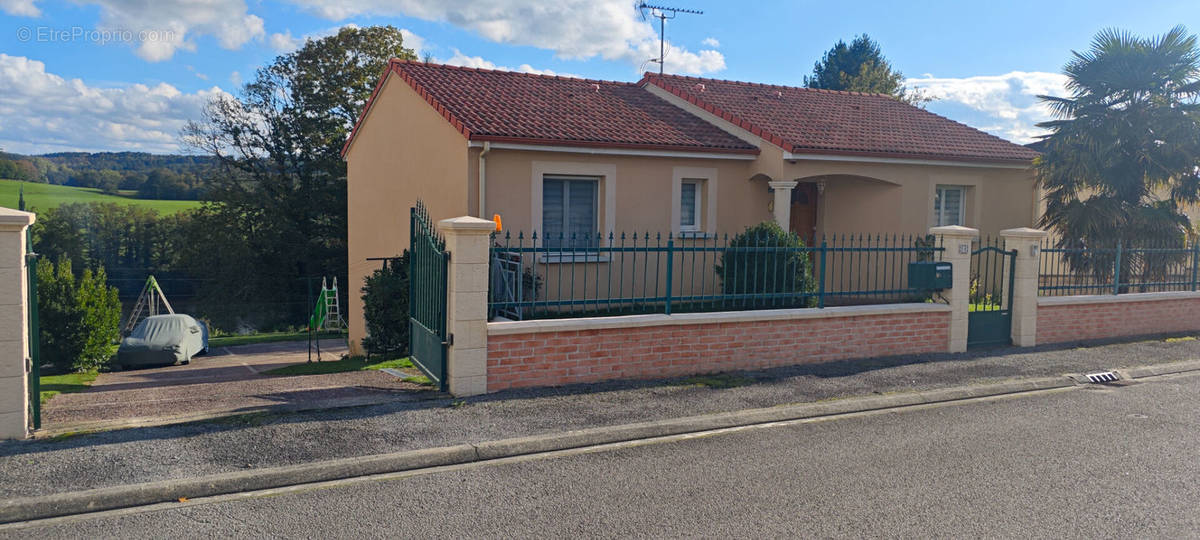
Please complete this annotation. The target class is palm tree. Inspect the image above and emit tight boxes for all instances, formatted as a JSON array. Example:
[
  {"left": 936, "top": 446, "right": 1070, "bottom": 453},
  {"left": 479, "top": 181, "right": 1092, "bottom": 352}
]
[{"left": 1036, "top": 26, "right": 1200, "bottom": 287}]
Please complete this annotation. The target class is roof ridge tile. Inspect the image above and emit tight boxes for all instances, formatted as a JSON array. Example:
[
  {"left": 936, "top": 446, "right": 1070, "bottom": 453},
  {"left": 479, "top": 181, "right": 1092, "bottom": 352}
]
[
  {"left": 391, "top": 58, "right": 636, "bottom": 87},
  {"left": 643, "top": 72, "right": 898, "bottom": 98}
]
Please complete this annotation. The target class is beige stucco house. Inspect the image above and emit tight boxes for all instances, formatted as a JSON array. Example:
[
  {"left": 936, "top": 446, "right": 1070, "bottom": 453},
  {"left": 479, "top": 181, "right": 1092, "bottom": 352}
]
[{"left": 341, "top": 60, "right": 1041, "bottom": 353}]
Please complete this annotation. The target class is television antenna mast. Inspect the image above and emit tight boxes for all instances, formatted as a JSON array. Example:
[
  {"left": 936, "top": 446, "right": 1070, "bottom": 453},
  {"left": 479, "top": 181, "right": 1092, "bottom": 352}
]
[{"left": 638, "top": 3, "right": 703, "bottom": 75}]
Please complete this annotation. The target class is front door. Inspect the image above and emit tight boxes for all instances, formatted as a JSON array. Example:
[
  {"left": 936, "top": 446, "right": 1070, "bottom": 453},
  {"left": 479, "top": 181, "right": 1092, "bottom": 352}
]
[{"left": 789, "top": 183, "right": 819, "bottom": 245}]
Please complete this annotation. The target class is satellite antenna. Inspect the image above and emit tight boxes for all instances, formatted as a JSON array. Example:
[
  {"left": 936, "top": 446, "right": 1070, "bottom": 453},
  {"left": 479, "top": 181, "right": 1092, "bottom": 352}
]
[{"left": 638, "top": 2, "right": 703, "bottom": 75}]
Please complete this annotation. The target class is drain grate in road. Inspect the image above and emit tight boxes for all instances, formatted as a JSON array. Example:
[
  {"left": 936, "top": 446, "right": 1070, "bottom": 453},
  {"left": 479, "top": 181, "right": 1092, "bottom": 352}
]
[{"left": 1084, "top": 371, "right": 1120, "bottom": 384}]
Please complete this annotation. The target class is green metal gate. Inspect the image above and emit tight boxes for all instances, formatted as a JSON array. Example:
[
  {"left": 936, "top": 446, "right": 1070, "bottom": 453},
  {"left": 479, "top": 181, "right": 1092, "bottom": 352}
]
[
  {"left": 409, "top": 202, "right": 449, "bottom": 391},
  {"left": 967, "top": 238, "right": 1016, "bottom": 348},
  {"left": 25, "top": 216, "right": 41, "bottom": 431}
]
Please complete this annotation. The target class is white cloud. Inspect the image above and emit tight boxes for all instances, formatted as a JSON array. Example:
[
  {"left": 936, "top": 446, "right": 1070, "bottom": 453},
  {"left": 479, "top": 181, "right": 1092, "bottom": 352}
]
[
  {"left": 270, "top": 23, "right": 386, "bottom": 54},
  {"left": 269, "top": 30, "right": 302, "bottom": 52},
  {"left": 702, "top": 37, "right": 719, "bottom": 48},
  {"left": 186, "top": 65, "right": 208, "bottom": 80},
  {"left": 400, "top": 28, "right": 425, "bottom": 56},
  {"left": 230, "top": 70, "right": 242, "bottom": 86},
  {"left": 0, "top": 0, "right": 39, "bottom": 16},
  {"left": 441, "top": 50, "right": 576, "bottom": 77},
  {"left": 285, "top": 0, "right": 725, "bottom": 74},
  {"left": 24, "top": 0, "right": 266, "bottom": 61},
  {"left": 0, "top": 54, "right": 228, "bottom": 154},
  {"left": 907, "top": 71, "right": 1069, "bottom": 143}
]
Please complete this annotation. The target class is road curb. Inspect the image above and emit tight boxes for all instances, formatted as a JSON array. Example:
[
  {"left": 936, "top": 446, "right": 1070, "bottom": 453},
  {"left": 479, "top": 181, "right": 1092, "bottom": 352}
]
[
  {"left": 1116, "top": 358, "right": 1200, "bottom": 381},
  {"left": 0, "top": 373, "right": 1086, "bottom": 524}
]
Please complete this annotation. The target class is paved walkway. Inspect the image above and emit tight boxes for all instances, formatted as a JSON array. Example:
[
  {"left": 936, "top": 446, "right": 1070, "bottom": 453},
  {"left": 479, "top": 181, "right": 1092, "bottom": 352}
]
[
  {"left": 3, "top": 334, "right": 1199, "bottom": 500},
  {"left": 41, "top": 339, "right": 430, "bottom": 433}
]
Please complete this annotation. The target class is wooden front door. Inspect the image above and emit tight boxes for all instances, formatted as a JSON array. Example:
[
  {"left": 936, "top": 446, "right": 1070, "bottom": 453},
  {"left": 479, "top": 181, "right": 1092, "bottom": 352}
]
[{"left": 789, "top": 183, "right": 819, "bottom": 245}]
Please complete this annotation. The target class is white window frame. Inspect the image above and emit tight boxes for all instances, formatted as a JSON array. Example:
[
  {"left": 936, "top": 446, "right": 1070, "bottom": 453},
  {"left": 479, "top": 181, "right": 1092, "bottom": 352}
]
[
  {"left": 542, "top": 175, "right": 599, "bottom": 247},
  {"left": 530, "top": 162, "right": 617, "bottom": 262},
  {"left": 671, "top": 167, "right": 718, "bottom": 238},
  {"left": 679, "top": 179, "right": 702, "bottom": 233},
  {"left": 933, "top": 185, "right": 966, "bottom": 227}
]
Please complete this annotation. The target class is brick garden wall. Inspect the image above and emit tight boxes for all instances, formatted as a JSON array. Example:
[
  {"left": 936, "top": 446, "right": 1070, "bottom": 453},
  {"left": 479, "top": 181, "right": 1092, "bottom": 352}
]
[
  {"left": 486, "top": 307, "right": 950, "bottom": 392},
  {"left": 1036, "top": 293, "right": 1200, "bottom": 345}
]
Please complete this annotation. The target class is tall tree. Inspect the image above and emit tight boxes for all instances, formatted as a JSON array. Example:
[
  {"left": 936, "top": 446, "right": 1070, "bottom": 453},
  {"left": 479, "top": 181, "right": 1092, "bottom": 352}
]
[
  {"left": 1037, "top": 27, "right": 1200, "bottom": 242},
  {"left": 182, "top": 26, "right": 415, "bottom": 329},
  {"left": 805, "top": 34, "right": 929, "bottom": 106},
  {"left": 1037, "top": 27, "right": 1200, "bottom": 286}
]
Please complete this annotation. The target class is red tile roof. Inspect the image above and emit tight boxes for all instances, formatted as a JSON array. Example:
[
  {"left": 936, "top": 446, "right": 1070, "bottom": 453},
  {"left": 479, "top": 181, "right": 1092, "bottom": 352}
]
[
  {"left": 344, "top": 60, "right": 1037, "bottom": 165},
  {"left": 642, "top": 73, "right": 1039, "bottom": 164},
  {"left": 343, "top": 60, "right": 759, "bottom": 156}
]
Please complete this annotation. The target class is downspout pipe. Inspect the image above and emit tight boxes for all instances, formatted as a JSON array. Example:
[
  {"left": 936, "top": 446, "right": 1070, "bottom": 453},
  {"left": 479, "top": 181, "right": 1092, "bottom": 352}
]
[{"left": 478, "top": 141, "right": 491, "bottom": 218}]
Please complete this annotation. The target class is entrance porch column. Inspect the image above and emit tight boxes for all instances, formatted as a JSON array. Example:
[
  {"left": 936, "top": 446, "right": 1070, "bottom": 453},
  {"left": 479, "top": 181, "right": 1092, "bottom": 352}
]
[{"left": 768, "top": 180, "right": 798, "bottom": 230}]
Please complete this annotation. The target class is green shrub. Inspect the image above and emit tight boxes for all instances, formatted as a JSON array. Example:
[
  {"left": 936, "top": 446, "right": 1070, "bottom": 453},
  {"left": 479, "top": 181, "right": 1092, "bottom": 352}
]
[
  {"left": 361, "top": 252, "right": 409, "bottom": 357},
  {"left": 37, "top": 257, "right": 121, "bottom": 372},
  {"left": 715, "top": 222, "right": 816, "bottom": 308}
]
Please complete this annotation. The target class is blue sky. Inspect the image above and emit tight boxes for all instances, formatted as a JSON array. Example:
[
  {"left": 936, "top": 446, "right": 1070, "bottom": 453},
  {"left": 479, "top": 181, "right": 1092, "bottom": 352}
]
[{"left": 1, "top": 0, "right": 1197, "bottom": 154}]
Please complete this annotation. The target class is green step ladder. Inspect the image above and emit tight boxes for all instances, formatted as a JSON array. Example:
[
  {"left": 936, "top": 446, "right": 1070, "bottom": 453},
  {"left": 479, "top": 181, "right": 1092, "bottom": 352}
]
[{"left": 307, "top": 278, "right": 346, "bottom": 362}]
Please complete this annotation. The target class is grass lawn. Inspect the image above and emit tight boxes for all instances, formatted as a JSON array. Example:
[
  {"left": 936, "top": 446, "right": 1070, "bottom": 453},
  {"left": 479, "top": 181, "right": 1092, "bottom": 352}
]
[
  {"left": 208, "top": 331, "right": 345, "bottom": 348},
  {"left": 0, "top": 178, "right": 203, "bottom": 214},
  {"left": 264, "top": 356, "right": 418, "bottom": 377},
  {"left": 39, "top": 371, "right": 99, "bottom": 405}
]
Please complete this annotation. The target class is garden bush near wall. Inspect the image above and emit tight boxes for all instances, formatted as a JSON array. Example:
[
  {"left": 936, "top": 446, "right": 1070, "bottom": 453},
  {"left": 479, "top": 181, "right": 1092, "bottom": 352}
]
[
  {"left": 361, "top": 252, "right": 409, "bottom": 357},
  {"left": 37, "top": 257, "right": 121, "bottom": 373},
  {"left": 715, "top": 222, "right": 816, "bottom": 309}
]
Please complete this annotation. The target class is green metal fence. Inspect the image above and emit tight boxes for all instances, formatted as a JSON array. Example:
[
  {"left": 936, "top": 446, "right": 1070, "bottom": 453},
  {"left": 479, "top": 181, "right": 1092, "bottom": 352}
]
[
  {"left": 409, "top": 202, "right": 449, "bottom": 391},
  {"left": 1039, "top": 240, "right": 1200, "bottom": 296},
  {"left": 489, "top": 231, "right": 943, "bottom": 321}
]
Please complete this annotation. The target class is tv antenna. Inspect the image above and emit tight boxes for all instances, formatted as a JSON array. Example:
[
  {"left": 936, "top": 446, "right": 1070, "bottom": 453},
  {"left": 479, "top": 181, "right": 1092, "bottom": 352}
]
[{"left": 638, "top": 3, "right": 703, "bottom": 75}]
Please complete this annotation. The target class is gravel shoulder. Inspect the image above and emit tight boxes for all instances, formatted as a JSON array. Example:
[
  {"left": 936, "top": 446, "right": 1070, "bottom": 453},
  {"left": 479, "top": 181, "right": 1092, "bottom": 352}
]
[{"left": 3, "top": 334, "right": 1199, "bottom": 499}]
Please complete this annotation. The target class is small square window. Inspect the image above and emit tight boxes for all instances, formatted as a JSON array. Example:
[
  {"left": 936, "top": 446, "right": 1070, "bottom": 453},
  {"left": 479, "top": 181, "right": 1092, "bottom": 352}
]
[
  {"left": 543, "top": 176, "right": 598, "bottom": 249},
  {"left": 933, "top": 185, "right": 965, "bottom": 227}
]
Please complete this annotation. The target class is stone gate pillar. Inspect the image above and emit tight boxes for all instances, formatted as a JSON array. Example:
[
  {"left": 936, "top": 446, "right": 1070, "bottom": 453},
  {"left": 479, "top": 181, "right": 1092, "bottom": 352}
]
[
  {"left": 439, "top": 216, "right": 495, "bottom": 397},
  {"left": 1, "top": 208, "right": 35, "bottom": 439},
  {"left": 1000, "top": 227, "right": 1048, "bottom": 347},
  {"left": 931, "top": 225, "right": 979, "bottom": 353}
]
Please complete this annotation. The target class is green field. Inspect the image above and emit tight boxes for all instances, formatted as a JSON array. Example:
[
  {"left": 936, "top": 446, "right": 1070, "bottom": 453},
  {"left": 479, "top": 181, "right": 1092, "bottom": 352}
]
[{"left": 0, "top": 179, "right": 203, "bottom": 214}]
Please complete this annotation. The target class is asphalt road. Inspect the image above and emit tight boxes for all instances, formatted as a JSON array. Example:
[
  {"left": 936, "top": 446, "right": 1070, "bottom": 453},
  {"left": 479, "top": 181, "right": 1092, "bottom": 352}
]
[
  {"left": 7, "top": 335, "right": 1200, "bottom": 501},
  {"left": 11, "top": 371, "right": 1200, "bottom": 538}
]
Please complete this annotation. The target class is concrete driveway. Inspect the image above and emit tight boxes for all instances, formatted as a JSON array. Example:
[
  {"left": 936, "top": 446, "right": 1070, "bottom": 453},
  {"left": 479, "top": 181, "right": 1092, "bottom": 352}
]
[{"left": 41, "top": 339, "right": 431, "bottom": 435}]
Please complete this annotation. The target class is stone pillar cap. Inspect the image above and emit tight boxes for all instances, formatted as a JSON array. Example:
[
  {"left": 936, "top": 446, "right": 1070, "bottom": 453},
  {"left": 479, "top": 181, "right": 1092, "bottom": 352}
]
[
  {"left": 439, "top": 216, "right": 496, "bottom": 233},
  {"left": 0, "top": 207, "right": 34, "bottom": 229},
  {"left": 999, "top": 227, "right": 1049, "bottom": 239},
  {"left": 929, "top": 225, "right": 979, "bottom": 237}
]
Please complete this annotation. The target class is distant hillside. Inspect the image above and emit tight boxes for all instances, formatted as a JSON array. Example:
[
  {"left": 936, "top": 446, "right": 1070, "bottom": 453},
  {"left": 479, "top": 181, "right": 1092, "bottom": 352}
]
[
  {"left": 0, "top": 179, "right": 202, "bottom": 215},
  {"left": 36, "top": 152, "right": 218, "bottom": 174},
  {"left": 0, "top": 151, "right": 219, "bottom": 201}
]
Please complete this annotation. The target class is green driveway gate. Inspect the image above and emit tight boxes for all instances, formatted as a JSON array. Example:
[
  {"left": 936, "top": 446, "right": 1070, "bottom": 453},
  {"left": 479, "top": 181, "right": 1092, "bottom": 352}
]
[
  {"left": 967, "top": 239, "right": 1016, "bottom": 348},
  {"left": 409, "top": 202, "right": 449, "bottom": 391}
]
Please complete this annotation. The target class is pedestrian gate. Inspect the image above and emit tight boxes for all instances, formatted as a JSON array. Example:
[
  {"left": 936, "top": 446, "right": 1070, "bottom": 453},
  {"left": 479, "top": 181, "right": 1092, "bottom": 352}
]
[
  {"left": 967, "top": 238, "right": 1016, "bottom": 348},
  {"left": 409, "top": 202, "right": 449, "bottom": 391}
]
